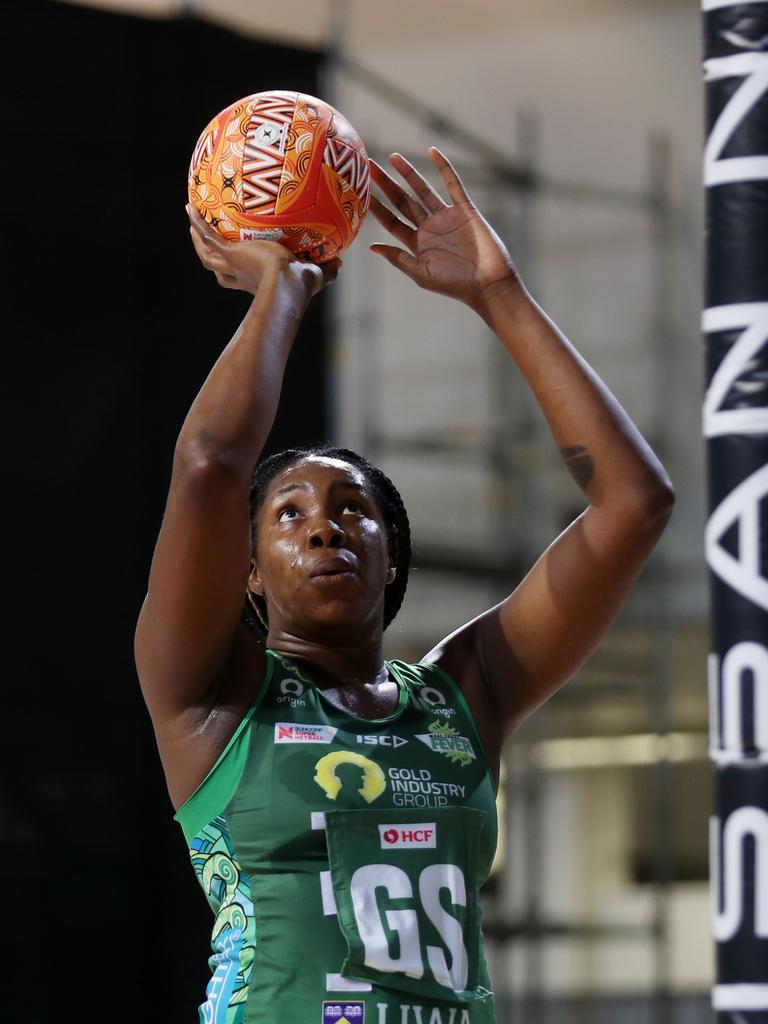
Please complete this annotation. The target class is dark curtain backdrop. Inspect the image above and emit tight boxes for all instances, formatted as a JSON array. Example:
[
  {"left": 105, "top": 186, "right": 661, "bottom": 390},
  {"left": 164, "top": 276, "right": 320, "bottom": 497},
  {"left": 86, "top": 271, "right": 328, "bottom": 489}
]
[{"left": 3, "top": 2, "right": 327, "bottom": 1019}]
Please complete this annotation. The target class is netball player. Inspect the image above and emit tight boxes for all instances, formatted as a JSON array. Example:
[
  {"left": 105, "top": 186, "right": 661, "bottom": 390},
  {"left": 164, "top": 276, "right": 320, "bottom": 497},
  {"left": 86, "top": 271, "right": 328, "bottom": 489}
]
[{"left": 134, "top": 148, "right": 673, "bottom": 1024}]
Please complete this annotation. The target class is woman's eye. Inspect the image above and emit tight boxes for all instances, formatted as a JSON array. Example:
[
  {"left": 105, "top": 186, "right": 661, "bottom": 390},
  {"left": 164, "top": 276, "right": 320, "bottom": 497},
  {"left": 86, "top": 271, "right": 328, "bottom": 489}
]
[
  {"left": 341, "top": 501, "right": 362, "bottom": 515},
  {"left": 278, "top": 507, "right": 300, "bottom": 522}
]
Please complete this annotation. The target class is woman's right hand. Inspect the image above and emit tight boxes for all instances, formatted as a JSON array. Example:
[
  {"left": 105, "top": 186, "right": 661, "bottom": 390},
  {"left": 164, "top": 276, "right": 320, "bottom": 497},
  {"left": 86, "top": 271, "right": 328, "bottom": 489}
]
[{"left": 187, "top": 203, "right": 341, "bottom": 297}]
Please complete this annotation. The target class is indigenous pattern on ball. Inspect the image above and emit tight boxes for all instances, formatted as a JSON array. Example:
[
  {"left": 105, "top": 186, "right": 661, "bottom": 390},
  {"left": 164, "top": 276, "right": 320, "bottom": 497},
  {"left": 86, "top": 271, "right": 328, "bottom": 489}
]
[{"left": 188, "top": 90, "right": 370, "bottom": 262}]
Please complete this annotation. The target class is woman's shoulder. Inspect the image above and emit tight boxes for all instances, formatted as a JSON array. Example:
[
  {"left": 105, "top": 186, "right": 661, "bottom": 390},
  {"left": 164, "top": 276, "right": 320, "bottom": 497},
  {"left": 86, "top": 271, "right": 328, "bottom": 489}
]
[
  {"left": 174, "top": 642, "right": 278, "bottom": 840},
  {"left": 387, "top": 657, "right": 463, "bottom": 702}
]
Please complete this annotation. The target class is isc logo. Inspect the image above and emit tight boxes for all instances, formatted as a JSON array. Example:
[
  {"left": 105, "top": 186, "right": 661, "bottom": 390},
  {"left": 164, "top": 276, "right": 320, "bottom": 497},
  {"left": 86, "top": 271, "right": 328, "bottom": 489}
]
[
  {"left": 356, "top": 734, "right": 407, "bottom": 748},
  {"left": 379, "top": 823, "right": 437, "bottom": 849}
]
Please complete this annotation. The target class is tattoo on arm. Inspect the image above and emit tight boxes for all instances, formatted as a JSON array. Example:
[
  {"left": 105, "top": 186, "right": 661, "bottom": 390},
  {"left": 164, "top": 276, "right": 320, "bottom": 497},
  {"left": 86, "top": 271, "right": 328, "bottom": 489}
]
[{"left": 560, "top": 445, "right": 594, "bottom": 492}]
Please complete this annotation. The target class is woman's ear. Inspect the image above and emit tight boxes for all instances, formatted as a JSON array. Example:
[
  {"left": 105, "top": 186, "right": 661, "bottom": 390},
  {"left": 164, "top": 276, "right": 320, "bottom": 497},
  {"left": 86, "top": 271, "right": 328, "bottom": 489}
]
[
  {"left": 249, "top": 559, "right": 265, "bottom": 597},
  {"left": 387, "top": 535, "right": 400, "bottom": 585}
]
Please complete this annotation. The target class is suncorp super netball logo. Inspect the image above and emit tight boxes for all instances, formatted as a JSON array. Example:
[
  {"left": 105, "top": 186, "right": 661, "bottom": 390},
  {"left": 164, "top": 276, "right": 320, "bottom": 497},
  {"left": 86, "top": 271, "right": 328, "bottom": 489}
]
[
  {"left": 379, "top": 823, "right": 437, "bottom": 849},
  {"left": 274, "top": 723, "right": 337, "bottom": 744}
]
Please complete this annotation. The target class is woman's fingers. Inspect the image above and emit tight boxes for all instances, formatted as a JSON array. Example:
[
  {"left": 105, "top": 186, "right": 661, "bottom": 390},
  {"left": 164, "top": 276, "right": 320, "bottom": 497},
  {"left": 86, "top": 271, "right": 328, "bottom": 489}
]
[
  {"left": 388, "top": 153, "right": 444, "bottom": 214},
  {"left": 369, "top": 243, "right": 423, "bottom": 282},
  {"left": 370, "top": 160, "right": 427, "bottom": 226},
  {"left": 189, "top": 225, "right": 231, "bottom": 273},
  {"left": 186, "top": 202, "right": 230, "bottom": 252},
  {"left": 369, "top": 195, "right": 418, "bottom": 251},
  {"left": 428, "top": 147, "right": 474, "bottom": 207},
  {"left": 320, "top": 258, "right": 343, "bottom": 287},
  {"left": 214, "top": 271, "right": 239, "bottom": 289}
]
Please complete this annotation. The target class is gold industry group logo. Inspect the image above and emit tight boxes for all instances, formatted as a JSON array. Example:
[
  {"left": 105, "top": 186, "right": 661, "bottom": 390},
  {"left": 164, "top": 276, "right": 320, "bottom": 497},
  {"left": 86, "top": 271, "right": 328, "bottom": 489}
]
[{"left": 314, "top": 751, "right": 386, "bottom": 803}]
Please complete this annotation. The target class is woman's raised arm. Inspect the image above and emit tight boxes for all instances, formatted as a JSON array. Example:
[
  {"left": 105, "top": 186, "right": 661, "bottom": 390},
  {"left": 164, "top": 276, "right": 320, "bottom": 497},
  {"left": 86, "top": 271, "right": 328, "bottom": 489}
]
[
  {"left": 369, "top": 148, "right": 674, "bottom": 743},
  {"left": 135, "top": 207, "right": 338, "bottom": 733}
]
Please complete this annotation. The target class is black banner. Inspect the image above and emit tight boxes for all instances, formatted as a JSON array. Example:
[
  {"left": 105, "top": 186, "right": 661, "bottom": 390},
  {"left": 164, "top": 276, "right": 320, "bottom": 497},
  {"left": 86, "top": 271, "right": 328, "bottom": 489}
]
[
  {"left": 702, "top": 2, "right": 768, "bottom": 1020},
  {"left": 3, "top": 2, "right": 326, "bottom": 1021}
]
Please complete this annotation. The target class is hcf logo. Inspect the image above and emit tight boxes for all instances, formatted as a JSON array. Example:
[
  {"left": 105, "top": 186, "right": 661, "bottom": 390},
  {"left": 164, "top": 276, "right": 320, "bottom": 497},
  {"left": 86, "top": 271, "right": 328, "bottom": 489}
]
[{"left": 379, "top": 823, "right": 437, "bottom": 849}]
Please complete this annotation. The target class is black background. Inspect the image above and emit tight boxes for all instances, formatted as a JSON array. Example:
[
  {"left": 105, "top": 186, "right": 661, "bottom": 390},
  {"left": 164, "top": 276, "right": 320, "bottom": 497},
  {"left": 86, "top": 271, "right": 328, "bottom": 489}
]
[{"left": 3, "top": 2, "right": 327, "bottom": 1019}]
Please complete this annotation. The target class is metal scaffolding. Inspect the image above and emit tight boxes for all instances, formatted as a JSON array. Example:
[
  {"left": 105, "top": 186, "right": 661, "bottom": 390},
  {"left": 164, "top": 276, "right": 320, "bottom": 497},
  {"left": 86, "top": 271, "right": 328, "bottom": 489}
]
[{"left": 327, "top": 29, "right": 694, "bottom": 1023}]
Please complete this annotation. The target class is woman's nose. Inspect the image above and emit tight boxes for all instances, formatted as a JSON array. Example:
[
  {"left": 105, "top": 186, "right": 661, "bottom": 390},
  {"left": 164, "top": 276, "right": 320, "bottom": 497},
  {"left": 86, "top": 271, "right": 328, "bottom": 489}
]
[{"left": 308, "top": 519, "right": 346, "bottom": 547}]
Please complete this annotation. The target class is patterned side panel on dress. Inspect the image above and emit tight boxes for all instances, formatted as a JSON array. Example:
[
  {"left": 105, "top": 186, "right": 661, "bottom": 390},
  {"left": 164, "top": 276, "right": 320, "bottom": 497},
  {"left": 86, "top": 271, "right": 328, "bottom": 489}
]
[{"left": 189, "top": 815, "right": 255, "bottom": 1024}]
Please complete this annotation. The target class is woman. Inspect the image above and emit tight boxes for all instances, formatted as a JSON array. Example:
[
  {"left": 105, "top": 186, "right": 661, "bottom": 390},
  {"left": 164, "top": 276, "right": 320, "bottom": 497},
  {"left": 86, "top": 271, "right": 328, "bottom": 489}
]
[{"left": 135, "top": 147, "right": 673, "bottom": 1024}]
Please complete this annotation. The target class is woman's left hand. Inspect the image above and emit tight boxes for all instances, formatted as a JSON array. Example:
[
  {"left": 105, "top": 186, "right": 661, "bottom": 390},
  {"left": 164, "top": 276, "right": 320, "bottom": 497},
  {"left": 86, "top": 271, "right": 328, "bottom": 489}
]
[
  {"left": 369, "top": 148, "right": 517, "bottom": 312},
  {"left": 187, "top": 202, "right": 340, "bottom": 298}
]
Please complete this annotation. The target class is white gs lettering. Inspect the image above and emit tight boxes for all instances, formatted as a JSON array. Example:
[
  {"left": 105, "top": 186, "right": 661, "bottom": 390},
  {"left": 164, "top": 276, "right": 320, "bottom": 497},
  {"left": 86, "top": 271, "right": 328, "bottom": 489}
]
[
  {"left": 350, "top": 864, "right": 423, "bottom": 979},
  {"left": 349, "top": 863, "right": 470, "bottom": 991},
  {"left": 419, "top": 864, "right": 468, "bottom": 991}
]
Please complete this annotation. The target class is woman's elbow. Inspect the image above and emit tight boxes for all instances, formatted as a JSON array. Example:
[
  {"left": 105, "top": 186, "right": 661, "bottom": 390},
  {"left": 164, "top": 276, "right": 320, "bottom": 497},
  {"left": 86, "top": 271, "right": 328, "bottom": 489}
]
[
  {"left": 626, "top": 478, "right": 676, "bottom": 532},
  {"left": 171, "top": 442, "right": 252, "bottom": 492}
]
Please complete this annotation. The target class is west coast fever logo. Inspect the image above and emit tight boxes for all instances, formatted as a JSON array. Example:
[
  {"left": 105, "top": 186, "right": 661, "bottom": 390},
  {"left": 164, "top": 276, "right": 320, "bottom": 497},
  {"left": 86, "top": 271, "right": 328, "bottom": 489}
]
[
  {"left": 416, "top": 720, "right": 476, "bottom": 767},
  {"left": 314, "top": 751, "right": 386, "bottom": 803}
]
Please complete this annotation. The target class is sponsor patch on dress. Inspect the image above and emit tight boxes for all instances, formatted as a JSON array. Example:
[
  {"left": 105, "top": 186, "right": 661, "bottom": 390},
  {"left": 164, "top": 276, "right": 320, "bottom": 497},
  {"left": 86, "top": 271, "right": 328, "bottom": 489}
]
[
  {"left": 415, "top": 732, "right": 475, "bottom": 758},
  {"left": 379, "top": 823, "right": 437, "bottom": 849},
  {"left": 275, "top": 723, "right": 338, "bottom": 743},
  {"left": 322, "top": 1000, "right": 365, "bottom": 1024}
]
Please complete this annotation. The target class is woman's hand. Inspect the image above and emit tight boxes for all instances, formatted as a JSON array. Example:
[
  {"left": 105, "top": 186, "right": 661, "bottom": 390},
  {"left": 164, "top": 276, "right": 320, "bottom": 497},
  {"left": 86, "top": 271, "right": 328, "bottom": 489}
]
[
  {"left": 187, "top": 203, "right": 341, "bottom": 297},
  {"left": 369, "top": 148, "right": 517, "bottom": 312}
]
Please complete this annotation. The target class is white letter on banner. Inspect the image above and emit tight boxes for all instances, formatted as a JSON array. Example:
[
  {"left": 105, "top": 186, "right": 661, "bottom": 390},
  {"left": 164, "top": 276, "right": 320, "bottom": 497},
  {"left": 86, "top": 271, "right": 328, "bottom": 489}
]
[
  {"left": 710, "top": 643, "right": 768, "bottom": 762},
  {"left": 706, "top": 464, "right": 768, "bottom": 610},
  {"left": 703, "top": 52, "right": 768, "bottom": 186},
  {"left": 709, "top": 652, "right": 722, "bottom": 755},
  {"left": 703, "top": 304, "right": 768, "bottom": 437},
  {"left": 710, "top": 807, "right": 768, "bottom": 941},
  {"left": 713, "top": 983, "right": 768, "bottom": 1012},
  {"left": 703, "top": 0, "right": 764, "bottom": 10},
  {"left": 724, "top": 643, "right": 768, "bottom": 759}
]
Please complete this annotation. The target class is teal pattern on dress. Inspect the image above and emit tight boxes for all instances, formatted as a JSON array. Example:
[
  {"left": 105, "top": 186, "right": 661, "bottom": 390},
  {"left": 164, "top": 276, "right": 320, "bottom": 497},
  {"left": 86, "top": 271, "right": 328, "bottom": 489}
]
[{"left": 189, "top": 815, "right": 255, "bottom": 1024}]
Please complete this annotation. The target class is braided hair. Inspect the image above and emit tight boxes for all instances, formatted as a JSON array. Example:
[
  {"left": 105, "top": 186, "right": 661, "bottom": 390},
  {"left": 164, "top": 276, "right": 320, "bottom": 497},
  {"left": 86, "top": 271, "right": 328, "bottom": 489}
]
[{"left": 244, "top": 445, "right": 412, "bottom": 636}]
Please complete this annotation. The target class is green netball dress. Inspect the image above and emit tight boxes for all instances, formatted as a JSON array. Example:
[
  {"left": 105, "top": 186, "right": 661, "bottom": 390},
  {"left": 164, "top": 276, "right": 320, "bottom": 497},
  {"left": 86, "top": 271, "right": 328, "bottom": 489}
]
[{"left": 175, "top": 649, "right": 498, "bottom": 1024}]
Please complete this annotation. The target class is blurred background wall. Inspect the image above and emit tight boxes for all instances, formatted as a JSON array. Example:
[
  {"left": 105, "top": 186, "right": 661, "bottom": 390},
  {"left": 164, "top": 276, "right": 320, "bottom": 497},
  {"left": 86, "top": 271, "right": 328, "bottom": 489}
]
[{"left": 8, "top": 1, "right": 710, "bottom": 1021}]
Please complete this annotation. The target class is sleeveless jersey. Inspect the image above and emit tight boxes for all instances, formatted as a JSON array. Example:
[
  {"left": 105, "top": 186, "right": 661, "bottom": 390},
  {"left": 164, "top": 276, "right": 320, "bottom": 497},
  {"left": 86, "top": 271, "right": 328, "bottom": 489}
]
[{"left": 175, "top": 649, "right": 499, "bottom": 1024}]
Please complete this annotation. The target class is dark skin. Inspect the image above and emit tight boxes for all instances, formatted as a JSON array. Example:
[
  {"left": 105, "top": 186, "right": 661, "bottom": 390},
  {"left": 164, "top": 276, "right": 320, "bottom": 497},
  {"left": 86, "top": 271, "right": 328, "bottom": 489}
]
[
  {"left": 135, "top": 148, "right": 674, "bottom": 809},
  {"left": 249, "top": 456, "right": 399, "bottom": 712}
]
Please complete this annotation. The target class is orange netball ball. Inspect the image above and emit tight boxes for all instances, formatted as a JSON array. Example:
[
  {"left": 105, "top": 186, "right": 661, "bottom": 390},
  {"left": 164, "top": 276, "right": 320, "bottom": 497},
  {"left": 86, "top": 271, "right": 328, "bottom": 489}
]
[{"left": 188, "top": 90, "right": 371, "bottom": 263}]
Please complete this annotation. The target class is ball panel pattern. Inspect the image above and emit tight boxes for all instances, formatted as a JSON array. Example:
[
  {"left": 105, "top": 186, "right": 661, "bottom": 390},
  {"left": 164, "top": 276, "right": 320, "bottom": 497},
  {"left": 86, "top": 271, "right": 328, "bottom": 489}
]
[{"left": 188, "top": 91, "right": 370, "bottom": 261}]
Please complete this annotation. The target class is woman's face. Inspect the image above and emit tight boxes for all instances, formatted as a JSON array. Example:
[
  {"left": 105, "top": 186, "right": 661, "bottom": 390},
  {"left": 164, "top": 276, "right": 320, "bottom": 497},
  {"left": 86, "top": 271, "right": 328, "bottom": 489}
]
[{"left": 249, "top": 456, "right": 395, "bottom": 637}]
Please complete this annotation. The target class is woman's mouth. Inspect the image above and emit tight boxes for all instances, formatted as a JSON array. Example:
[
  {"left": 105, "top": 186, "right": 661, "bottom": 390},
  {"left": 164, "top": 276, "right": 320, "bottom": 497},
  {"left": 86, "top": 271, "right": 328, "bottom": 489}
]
[{"left": 309, "top": 556, "right": 358, "bottom": 581}]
